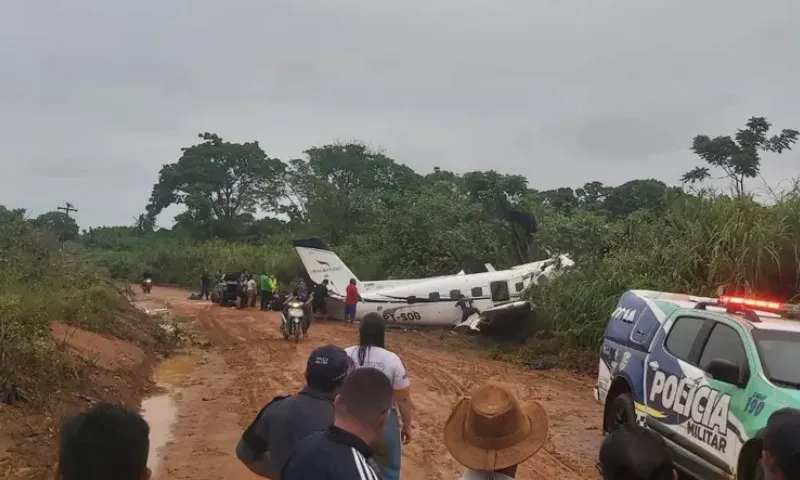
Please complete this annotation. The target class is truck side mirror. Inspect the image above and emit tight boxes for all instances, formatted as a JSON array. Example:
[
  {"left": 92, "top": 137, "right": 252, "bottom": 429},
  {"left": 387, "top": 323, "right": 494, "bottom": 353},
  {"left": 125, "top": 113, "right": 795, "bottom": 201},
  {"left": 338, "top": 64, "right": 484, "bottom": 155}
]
[{"left": 706, "top": 358, "right": 747, "bottom": 387}]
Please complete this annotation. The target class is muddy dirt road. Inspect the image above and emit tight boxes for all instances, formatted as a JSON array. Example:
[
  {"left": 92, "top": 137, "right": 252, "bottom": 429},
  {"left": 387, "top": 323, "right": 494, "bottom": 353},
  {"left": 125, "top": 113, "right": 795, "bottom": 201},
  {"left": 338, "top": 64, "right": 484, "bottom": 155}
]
[{"left": 139, "top": 287, "right": 602, "bottom": 480}]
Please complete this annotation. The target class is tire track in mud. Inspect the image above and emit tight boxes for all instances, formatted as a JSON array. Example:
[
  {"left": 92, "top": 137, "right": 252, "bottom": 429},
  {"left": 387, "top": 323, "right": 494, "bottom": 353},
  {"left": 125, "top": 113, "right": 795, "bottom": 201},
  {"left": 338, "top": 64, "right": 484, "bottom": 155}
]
[{"left": 144, "top": 288, "right": 601, "bottom": 479}]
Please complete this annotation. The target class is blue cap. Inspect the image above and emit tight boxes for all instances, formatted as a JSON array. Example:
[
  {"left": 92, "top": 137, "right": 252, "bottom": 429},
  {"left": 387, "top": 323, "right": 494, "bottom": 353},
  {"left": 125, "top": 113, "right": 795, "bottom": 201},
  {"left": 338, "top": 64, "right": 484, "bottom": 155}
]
[{"left": 306, "top": 344, "right": 352, "bottom": 385}]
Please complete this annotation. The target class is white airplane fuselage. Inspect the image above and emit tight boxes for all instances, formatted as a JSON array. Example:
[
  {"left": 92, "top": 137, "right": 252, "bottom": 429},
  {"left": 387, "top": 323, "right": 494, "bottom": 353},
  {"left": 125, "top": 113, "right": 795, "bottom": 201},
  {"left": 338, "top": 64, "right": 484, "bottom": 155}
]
[{"left": 293, "top": 237, "right": 572, "bottom": 329}]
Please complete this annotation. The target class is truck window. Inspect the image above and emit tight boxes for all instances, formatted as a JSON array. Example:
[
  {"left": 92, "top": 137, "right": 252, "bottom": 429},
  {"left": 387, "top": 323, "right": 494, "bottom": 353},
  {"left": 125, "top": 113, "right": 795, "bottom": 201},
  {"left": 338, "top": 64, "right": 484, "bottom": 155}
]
[
  {"left": 699, "top": 323, "right": 747, "bottom": 371},
  {"left": 665, "top": 316, "right": 707, "bottom": 362}
]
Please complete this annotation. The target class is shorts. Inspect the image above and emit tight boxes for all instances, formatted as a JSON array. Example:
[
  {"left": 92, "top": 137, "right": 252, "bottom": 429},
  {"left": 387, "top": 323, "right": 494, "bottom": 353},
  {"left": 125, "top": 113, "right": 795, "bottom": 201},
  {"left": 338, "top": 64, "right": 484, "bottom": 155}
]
[
  {"left": 344, "top": 303, "right": 357, "bottom": 317},
  {"left": 312, "top": 302, "right": 327, "bottom": 314}
]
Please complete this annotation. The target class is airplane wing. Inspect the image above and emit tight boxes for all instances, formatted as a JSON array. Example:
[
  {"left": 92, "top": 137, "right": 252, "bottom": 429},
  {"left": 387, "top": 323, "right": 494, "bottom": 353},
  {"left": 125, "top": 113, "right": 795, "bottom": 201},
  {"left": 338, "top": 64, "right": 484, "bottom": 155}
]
[
  {"left": 453, "top": 300, "right": 532, "bottom": 332},
  {"left": 480, "top": 300, "right": 532, "bottom": 317}
]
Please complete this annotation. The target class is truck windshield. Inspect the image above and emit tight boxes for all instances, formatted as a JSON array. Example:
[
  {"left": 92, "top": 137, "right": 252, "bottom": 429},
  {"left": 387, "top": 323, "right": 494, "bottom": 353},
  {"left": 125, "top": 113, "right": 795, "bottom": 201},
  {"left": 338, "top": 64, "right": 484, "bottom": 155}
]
[{"left": 753, "top": 329, "right": 800, "bottom": 389}]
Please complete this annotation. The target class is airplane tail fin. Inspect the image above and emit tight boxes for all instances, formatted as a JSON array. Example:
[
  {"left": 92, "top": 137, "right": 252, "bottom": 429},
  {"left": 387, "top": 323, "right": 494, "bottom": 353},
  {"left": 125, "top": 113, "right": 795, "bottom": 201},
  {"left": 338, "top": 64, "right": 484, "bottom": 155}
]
[{"left": 292, "top": 237, "right": 358, "bottom": 296}]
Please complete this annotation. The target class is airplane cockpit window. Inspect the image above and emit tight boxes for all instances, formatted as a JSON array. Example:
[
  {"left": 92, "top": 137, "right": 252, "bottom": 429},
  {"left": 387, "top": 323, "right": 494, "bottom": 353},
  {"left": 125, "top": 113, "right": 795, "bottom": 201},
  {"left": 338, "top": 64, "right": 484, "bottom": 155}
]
[
  {"left": 471, "top": 287, "right": 483, "bottom": 297},
  {"left": 490, "top": 281, "right": 510, "bottom": 302},
  {"left": 515, "top": 282, "right": 524, "bottom": 293},
  {"left": 449, "top": 289, "right": 462, "bottom": 299},
  {"left": 429, "top": 292, "right": 441, "bottom": 301}
]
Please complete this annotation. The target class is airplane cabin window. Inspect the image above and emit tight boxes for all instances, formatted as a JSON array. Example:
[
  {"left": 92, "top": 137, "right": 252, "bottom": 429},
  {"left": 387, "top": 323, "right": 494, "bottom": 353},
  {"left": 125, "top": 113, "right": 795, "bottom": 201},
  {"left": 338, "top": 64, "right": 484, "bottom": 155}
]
[
  {"left": 429, "top": 292, "right": 441, "bottom": 301},
  {"left": 449, "top": 289, "right": 462, "bottom": 299},
  {"left": 515, "top": 282, "right": 524, "bottom": 293},
  {"left": 490, "top": 281, "right": 510, "bottom": 302},
  {"left": 471, "top": 287, "right": 483, "bottom": 297}
]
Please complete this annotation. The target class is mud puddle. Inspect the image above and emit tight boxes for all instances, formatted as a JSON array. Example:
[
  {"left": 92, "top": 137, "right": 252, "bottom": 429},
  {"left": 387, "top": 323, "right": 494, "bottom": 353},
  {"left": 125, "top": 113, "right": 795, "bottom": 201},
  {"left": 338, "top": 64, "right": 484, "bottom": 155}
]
[{"left": 140, "top": 354, "right": 198, "bottom": 478}]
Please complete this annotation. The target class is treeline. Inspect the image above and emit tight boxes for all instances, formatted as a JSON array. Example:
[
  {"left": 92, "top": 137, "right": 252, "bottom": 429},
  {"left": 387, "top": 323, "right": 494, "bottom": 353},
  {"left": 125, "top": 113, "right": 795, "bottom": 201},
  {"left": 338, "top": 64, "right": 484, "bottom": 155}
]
[{"left": 30, "top": 116, "right": 800, "bottom": 349}]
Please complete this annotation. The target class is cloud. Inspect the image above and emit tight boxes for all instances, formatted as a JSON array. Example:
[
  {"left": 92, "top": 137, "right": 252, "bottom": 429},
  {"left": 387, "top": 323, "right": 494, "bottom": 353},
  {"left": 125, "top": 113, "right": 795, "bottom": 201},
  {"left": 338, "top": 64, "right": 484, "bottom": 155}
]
[{"left": 1, "top": 0, "right": 798, "bottom": 227}]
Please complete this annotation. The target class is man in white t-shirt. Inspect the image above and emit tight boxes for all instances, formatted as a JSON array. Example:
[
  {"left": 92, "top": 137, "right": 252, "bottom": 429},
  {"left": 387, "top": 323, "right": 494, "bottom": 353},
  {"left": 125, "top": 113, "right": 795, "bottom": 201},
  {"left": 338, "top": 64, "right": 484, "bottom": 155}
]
[{"left": 345, "top": 313, "right": 413, "bottom": 480}]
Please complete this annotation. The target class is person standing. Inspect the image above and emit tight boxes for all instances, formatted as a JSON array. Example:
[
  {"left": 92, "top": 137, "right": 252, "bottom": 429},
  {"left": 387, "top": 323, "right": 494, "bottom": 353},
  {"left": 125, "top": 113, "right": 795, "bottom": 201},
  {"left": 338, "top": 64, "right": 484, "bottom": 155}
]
[
  {"left": 260, "top": 273, "right": 273, "bottom": 311},
  {"left": 344, "top": 278, "right": 361, "bottom": 324},
  {"left": 247, "top": 276, "right": 258, "bottom": 308},
  {"left": 57, "top": 403, "right": 152, "bottom": 480},
  {"left": 758, "top": 407, "right": 800, "bottom": 480},
  {"left": 200, "top": 269, "right": 211, "bottom": 300},
  {"left": 236, "top": 345, "right": 353, "bottom": 479},
  {"left": 597, "top": 424, "right": 676, "bottom": 480},
  {"left": 444, "top": 383, "right": 549, "bottom": 480},
  {"left": 310, "top": 280, "right": 329, "bottom": 321},
  {"left": 281, "top": 367, "right": 392, "bottom": 480},
  {"left": 238, "top": 270, "right": 249, "bottom": 309},
  {"left": 345, "top": 313, "right": 413, "bottom": 480}
]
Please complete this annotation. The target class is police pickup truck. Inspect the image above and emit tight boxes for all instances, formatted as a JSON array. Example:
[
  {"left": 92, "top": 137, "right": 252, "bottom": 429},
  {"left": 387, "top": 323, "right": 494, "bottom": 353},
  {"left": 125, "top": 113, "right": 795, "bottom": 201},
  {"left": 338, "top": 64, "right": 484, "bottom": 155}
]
[{"left": 595, "top": 290, "right": 800, "bottom": 480}]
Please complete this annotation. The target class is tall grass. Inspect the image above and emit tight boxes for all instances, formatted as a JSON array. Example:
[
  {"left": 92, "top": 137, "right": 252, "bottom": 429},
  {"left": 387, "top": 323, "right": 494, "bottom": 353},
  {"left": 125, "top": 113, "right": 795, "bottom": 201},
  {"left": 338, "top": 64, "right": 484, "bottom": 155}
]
[
  {"left": 531, "top": 190, "right": 800, "bottom": 350},
  {"left": 0, "top": 211, "right": 166, "bottom": 404}
]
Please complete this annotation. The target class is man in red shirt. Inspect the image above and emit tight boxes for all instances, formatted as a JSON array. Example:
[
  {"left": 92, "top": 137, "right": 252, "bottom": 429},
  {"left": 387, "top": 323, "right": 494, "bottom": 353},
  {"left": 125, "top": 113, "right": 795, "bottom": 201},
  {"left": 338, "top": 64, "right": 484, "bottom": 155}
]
[{"left": 344, "top": 278, "right": 361, "bottom": 324}]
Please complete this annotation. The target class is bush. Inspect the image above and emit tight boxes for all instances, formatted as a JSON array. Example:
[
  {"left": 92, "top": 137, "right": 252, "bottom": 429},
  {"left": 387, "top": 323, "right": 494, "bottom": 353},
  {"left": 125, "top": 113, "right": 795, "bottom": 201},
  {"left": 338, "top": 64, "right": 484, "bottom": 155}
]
[
  {"left": 0, "top": 208, "right": 164, "bottom": 404},
  {"left": 531, "top": 190, "right": 800, "bottom": 350}
]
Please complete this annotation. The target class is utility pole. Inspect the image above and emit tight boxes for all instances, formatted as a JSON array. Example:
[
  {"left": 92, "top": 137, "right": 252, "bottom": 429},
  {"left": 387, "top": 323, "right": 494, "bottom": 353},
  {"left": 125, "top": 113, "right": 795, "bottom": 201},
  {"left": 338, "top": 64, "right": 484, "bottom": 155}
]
[
  {"left": 57, "top": 202, "right": 78, "bottom": 218},
  {"left": 55, "top": 202, "right": 78, "bottom": 243}
]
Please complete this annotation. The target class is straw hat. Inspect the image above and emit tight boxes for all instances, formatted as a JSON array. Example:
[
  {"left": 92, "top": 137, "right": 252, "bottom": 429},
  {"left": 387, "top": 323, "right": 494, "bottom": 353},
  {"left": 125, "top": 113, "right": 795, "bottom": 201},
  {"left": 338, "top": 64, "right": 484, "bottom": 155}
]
[{"left": 443, "top": 384, "right": 549, "bottom": 471}]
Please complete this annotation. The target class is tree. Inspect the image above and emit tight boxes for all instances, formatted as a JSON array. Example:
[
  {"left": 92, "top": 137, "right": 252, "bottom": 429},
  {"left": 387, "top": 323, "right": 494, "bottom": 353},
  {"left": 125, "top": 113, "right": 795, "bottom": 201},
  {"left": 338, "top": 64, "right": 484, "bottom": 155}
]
[
  {"left": 145, "top": 133, "right": 285, "bottom": 233},
  {"left": 681, "top": 117, "right": 799, "bottom": 197},
  {"left": 603, "top": 179, "right": 677, "bottom": 219},
  {"left": 281, "top": 142, "right": 420, "bottom": 244},
  {"left": 30, "top": 211, "right": 80, "bottom": 241}
]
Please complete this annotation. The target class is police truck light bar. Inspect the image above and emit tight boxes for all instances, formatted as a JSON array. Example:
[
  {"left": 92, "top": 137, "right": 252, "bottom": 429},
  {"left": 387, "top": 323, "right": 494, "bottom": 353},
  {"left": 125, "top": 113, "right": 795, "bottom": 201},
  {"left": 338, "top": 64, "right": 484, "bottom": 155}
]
[{"left": 718, "top": 296, "right": 782, "bottom": 311}]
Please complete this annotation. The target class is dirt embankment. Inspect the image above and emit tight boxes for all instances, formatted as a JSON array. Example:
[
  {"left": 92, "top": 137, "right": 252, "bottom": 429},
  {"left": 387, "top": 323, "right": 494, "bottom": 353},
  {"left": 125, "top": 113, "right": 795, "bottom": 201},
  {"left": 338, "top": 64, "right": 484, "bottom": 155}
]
[
  {"left": 146, "top": 287, "right": 603, "bottom": 480},
  {"left": 0, "top": 304, "right": 170, "bottom": 479}
]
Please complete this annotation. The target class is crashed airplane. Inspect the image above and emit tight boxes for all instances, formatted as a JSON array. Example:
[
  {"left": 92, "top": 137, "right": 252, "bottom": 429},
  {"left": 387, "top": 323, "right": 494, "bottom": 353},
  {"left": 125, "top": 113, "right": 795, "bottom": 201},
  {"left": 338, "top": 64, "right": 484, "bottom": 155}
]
[{"left": 293, "top": 237, "right": 574, "bottom": 331}]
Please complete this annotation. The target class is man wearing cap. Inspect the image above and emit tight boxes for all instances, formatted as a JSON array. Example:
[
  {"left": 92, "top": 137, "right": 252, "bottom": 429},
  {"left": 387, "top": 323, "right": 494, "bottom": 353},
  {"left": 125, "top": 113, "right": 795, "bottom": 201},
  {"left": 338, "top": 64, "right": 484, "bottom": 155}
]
[
  {"left": 759, "top": 407, "right": 800, "bottom": 480},
  {"left": 281, "top": 367, "right": 393, "bottom": 480},
  {"left": 443, "top": 383, "right": 549, "bottom": 479},
  {"left": 236, "top": 345, "right": 353, "bottom": 479}
]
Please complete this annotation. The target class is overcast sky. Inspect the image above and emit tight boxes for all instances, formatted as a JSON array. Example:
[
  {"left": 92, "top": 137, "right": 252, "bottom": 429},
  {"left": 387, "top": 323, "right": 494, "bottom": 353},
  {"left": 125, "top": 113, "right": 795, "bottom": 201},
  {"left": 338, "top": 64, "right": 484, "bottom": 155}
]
[{"left": 1, "top": 0, "right": 798, "bottom": 229}]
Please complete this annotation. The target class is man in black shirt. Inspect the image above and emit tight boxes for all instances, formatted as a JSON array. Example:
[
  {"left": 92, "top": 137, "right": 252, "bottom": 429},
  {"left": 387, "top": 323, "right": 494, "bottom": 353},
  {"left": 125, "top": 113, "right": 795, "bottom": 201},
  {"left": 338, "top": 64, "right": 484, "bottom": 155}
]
[
  {"left": 282, "top": 367, "right": 393, "bottom": 480},
  {"left": 200, "top": 269, "right": 211, "bottom": 300},
  {"left": 236, "top": 345, "right": 353, "bottom": 478},
  {"left": 311, "top": 279, "right": 330, "bottom": 321}
]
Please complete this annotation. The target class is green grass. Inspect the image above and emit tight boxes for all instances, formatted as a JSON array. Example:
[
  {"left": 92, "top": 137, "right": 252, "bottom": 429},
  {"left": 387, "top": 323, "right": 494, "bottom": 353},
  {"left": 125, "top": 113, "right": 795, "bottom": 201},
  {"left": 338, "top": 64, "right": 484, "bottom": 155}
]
[
  {"left": 530, "top": 190, "right": 800, "bottom": 350},
  {"left": 0, "top": 211, "right": 171, "bottom": 405}
]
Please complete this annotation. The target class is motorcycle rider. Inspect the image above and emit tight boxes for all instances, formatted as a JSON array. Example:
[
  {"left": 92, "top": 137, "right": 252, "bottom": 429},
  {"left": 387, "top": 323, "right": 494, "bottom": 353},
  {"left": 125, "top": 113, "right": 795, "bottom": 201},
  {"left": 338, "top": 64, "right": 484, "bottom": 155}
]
[
  {"left": 141, "top": 270, "right": 153, "bottom": 292},
  {"left": 282, "top": 282, "right": 311, "bottom": 338}
]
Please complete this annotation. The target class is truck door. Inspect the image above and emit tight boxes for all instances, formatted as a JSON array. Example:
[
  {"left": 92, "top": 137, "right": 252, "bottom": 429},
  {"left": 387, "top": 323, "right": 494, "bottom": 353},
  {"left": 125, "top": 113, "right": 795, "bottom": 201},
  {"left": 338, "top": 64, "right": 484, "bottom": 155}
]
[
  {"left": 643, "top": 315, "right": 712, "bottom": 448},
  {"left": 679, "top": 320, "right": 752, "bottom": 476}
]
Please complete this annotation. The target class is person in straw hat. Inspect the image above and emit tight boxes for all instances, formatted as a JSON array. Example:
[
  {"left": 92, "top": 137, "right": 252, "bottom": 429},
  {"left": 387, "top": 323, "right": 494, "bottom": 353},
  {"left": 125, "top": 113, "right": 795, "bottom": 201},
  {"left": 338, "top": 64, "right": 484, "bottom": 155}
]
[{"left": 443, "top": 383, "right": 549, "bottom": 480}]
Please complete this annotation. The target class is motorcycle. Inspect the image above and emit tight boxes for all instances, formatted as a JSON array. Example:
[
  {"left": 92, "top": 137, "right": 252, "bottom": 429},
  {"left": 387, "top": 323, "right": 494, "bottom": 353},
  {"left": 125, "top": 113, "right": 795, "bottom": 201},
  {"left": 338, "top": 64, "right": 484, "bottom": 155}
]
[
  {"left": 281, "top": 300, "right": 305, "bottom": 343},
  {"left": 141, "top": 278, "right": 152, "bottom": 294}
]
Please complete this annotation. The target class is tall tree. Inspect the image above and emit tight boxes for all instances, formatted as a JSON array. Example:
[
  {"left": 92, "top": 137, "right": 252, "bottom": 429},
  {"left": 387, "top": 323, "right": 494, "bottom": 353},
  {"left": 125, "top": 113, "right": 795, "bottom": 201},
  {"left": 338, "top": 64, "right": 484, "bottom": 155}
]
[
  {"left": 145, "top": 133, "right": 285, "bottom": 233},
  {"left": 281, "top": 142, "right": 420, "bottom": 243},
  {"left": 30, "top": 211, "right": 80, "bottom": 241},
  {"left": 681, "top": 117, "right": 799, "bottom": 196}
]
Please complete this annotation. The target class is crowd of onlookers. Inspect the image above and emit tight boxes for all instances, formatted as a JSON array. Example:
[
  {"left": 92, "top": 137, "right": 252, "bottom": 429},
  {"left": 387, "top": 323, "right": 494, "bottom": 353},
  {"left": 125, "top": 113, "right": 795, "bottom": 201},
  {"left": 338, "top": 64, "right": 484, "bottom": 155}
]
[{"left": 53, "top": 312, "right": 800, "bottom": 480}]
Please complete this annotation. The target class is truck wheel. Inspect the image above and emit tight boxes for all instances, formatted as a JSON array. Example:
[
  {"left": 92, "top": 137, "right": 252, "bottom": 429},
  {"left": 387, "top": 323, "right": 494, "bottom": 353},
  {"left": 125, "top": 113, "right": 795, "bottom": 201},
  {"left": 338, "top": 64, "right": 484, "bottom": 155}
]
[{"left": 604, "top": 391, "right": 636, "bottom": 433}]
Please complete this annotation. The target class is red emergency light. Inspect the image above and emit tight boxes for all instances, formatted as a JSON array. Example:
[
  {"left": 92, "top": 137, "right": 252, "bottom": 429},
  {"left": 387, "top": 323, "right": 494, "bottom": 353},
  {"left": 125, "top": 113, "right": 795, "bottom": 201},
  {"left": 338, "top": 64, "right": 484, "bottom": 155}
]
[{"left": 718, "top": 296, "right": 783, "bottom": 311}]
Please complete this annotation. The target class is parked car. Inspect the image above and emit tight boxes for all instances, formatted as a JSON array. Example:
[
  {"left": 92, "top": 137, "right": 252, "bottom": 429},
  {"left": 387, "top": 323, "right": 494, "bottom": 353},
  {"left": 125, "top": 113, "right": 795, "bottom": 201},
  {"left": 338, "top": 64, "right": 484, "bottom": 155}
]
[
  {"left": 595, "top": 290, "right": 800, "bottom": 480},
  {"left": 211, "top": 272, "right": 240, "bottom": 306}
]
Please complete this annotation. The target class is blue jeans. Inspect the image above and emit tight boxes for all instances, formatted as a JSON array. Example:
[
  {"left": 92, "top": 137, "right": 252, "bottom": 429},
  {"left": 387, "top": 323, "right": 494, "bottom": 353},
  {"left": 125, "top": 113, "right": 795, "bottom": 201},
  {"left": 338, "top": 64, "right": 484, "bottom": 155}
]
[{"left": 378, "top": 408, "right": 401, "bottom": 480}]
